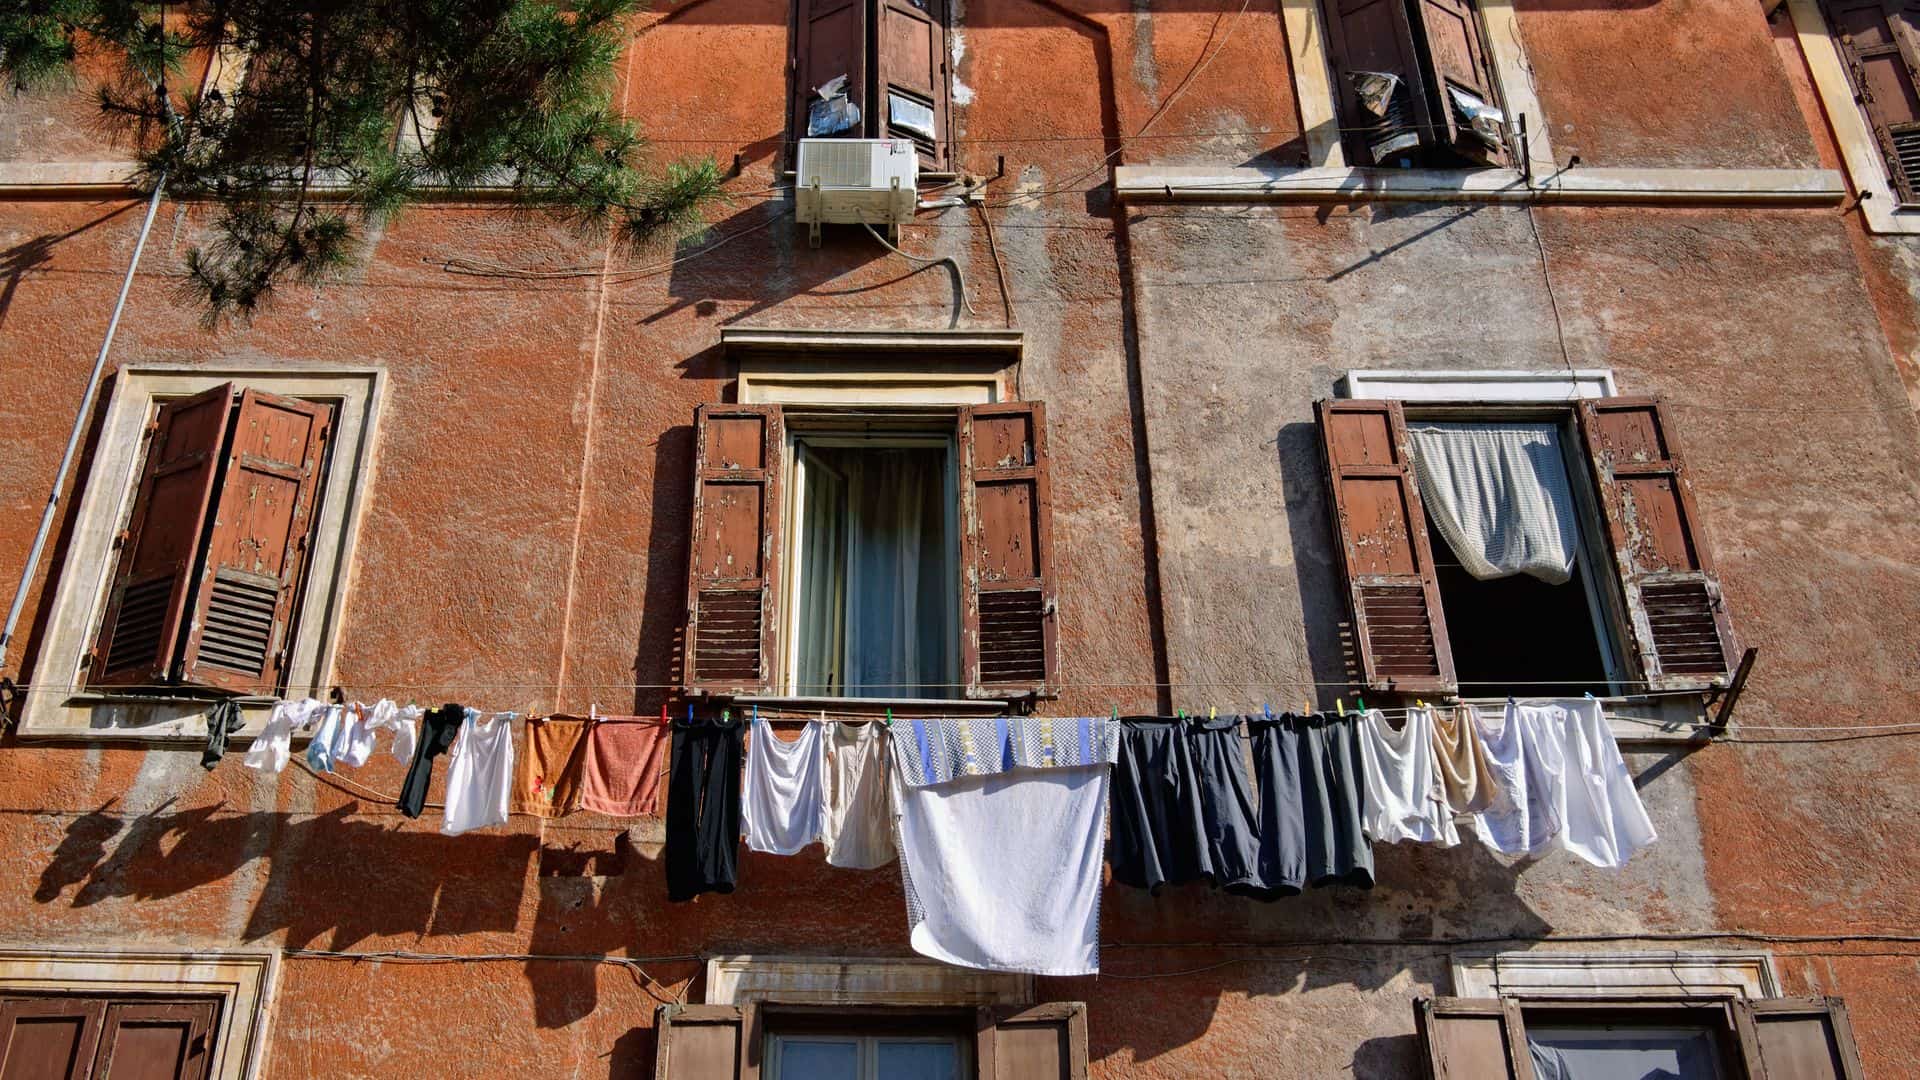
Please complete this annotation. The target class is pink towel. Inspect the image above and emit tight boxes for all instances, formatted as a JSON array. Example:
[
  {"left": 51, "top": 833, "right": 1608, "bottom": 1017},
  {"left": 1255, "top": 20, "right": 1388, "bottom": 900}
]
[{"left": 577, "top": 718, "right": 670, "bottom": 817}]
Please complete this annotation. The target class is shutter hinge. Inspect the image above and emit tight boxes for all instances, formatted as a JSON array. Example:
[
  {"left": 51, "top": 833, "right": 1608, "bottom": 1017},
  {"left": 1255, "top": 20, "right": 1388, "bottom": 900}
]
[
  {"left": 112, "top": 529, "right": 129, "bottom": 550},
  {"left": 143, "top": 419, "right": 160, "bottom": 437}
]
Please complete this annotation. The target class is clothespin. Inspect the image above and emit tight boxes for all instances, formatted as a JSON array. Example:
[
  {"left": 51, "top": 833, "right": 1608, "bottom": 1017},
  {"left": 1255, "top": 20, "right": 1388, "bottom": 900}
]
[
  {"left": 885, "top": 708, "right": 893, "bottom": 729},
  {"left": 590, "top": 703, "right": 598, "bottom": 722},
  {"left": 1209, "top": 706, "right": 1217, "bottom": 721},
  {"left": 660, "top": 703, "right": 668, "bottom": 725},
  {"left": 752, "top": 703, "right": 759, "bottom": 724},
  {"left": 1302, "top": 697, "right": 1312, "bottom": 715},
  {"left": 1336, "top": 697, "right": 1345, "bottom": 715},
  {"left": 1356, "top": 695, "right": 1366, "bottom": 712},
  {"left": 687, "top": 703, "right": 694, "bottom": 724},
  {"left": 1110, "top": 706, "right": 1119, "bottom": 723},
  {"left": 1263, "top": 704, "right": 1274, "bottom": 719}
]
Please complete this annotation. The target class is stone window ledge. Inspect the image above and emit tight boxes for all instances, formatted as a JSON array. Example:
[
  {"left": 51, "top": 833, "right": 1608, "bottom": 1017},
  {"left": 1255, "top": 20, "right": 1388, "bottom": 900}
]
[{"left": 1114, "top": 164, "right": 1846, "bottom": 207}]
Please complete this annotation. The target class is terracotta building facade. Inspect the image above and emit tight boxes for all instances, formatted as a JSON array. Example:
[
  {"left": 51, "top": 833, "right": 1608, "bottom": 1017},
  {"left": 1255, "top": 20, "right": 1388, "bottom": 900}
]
[{"left": 1, "top": 0, "right": 1917, "bottom": 1075}]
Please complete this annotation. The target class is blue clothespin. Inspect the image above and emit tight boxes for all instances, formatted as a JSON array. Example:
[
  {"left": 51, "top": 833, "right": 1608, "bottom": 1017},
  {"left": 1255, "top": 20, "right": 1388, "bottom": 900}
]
[{"left": 752, "top": 703, "right": 759, "bottom": 723}]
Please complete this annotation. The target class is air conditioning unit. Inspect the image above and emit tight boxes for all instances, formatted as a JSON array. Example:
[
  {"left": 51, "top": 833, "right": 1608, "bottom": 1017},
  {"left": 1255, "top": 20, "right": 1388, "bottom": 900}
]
[{"left": 794, "top": 138, "right": 919, "bottom": 246}]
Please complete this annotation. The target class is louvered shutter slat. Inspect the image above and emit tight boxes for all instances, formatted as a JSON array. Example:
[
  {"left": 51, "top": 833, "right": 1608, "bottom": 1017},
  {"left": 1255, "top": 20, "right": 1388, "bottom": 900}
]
[
  {"left": 1408, "top": 0, "right": 1504, "bottom": 161},
  {"left": 1321, "top": 0, "right": 1439, "bottom": 163},
  {"left": 959, "top": 403, "right": 1057, "bottom": 699},
  {"left": 89, "top": 383, "right": 239, "bottom": 687},
  {"left": 876, "top": 0, "right": 951, "bottom": 168},
  {"left": 1576, "top": 398, "right": 1737, "bottom": 690},
  {"left": 176, "top": 389, "right": 332, "bottom": 694},
  {"left": 1316, "top": 399, "right": 1457, "bottom": 695},
  {"left": 685, "top": 405, "right": 783, "bottom": 696}
]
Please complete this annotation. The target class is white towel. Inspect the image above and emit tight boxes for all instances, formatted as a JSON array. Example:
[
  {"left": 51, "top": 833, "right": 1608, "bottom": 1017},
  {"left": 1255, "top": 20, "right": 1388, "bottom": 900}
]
[
  {"left": 442, "top": 711, "right": 515, "bottom": 836},
  {"left": 741, "top": 719, "right": 828, "bottom": 855},
  {"left": 1473, "top": 702, "right": 1566, "bottom": 857},
  {"left": 892, "top": 764, "right": 1110, "bottom": 976},
  {"left": 1557, "top": 699, "right": 1658, "bottom": 869},
  {"left": 1474, "top": 700, "right": 1658, "bottom": 869},
  {"left": 1357, "top": 707, "right": 1459, "bottom": 847},
  {"left": 243, "top": 698, "right": 326, "bottom": 774}
]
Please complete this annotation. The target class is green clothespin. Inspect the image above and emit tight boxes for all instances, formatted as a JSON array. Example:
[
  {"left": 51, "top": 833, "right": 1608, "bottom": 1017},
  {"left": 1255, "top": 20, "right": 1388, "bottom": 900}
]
[
  {"left": 885, "top": 708, "right": 893, "bottom": 729},
  {"left": 1356, "top": 695, "right": 1366, "bottom": 713}
]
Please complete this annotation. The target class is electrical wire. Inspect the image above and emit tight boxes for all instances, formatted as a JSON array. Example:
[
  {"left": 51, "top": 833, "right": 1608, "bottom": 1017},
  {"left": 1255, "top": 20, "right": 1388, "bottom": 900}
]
[
  {"left": 859, "top": 218, "right": 979, "bottom": 318},
  {"left": 280, "top": 947, "right": 699, "bottom": 1005}
]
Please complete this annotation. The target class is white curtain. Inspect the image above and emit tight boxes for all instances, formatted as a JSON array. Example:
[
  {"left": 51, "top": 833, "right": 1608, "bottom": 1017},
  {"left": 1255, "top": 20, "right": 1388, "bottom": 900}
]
[
  {"left": 795, "top": 445, "right": 956, "bottom": 698},
  {"left": 1407, "top": 422, "right": 1581, "bottom": 585}
]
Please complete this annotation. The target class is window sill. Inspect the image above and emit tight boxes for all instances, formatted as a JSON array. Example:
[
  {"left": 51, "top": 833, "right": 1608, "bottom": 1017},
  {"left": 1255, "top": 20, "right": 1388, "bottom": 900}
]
[
  {"left": 721, "top": 694, "right": 1013, "bottom": 718},
  {"left": 13, "top": 692, "right": 279, "bottom": 743},
  {"left": 1113, "top": 164, "right": 1846, "bottom": 208},
  {"left": 1454, "top": 693, "right": 1712, "bottom": 748}
]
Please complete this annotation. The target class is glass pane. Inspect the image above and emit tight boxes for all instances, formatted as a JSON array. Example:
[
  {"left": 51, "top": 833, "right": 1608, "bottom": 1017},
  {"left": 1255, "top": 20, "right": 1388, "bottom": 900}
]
[
  {"left": 875, "top": 1040, "right": 960, "bottom": 1080},
  {"left": 776, "top": 1038, "right": 860, "bottom": 1080},
  {"left": 1526, "top": 1024, "right": 1724, "bottom": 1080}
]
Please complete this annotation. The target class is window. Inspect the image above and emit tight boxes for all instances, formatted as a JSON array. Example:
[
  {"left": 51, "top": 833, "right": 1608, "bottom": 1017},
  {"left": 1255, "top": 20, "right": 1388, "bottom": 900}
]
[
  {"left": 654, "top": 1003, "right": 1088, "bottom": 1080},
  {"left": 88, "top": 383, "right": 334, "bottom": 696},
  {"left": 0, "top": 993, "right": 219, "bottom": 1079},
  {"left": 790, "top": 0, "right": 952, "bottom": 169},
  {"left": 1319, "top": 0, "right": 1509, "bottom": 167},
  {"left": 1415, "top": 995, "right": 1866, "bottom": 1079},
  {"left": 683, "top": 402, "right": 1055, "bottom": 702},
  {"left": 1818, "top": 0, "right": 1920, "bottom": 203},
  {"left": 21, "top": 366, "right": 380, "bottom": 738},
  {"left": 1317, "top": 397, "right": 1738, "bottom": 698}
]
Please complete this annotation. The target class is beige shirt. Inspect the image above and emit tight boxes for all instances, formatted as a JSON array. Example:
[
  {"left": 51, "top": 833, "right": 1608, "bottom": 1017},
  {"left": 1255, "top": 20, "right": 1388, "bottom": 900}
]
[
  {"left": 1430, "top": 705, "right": 1498, "bottom": 815},
  {"left": 822, "top": 721, "right": 897, "bottom": 869}
]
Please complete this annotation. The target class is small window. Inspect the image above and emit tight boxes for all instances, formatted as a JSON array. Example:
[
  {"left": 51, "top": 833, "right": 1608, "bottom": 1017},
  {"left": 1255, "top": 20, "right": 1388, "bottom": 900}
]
[
  {"left": 790, "top": 0, "right": 952, "bottom": 169},
  {"left": 769, "top": 1034, "right": 964, "bottom": 1080},
  {"left": 1318, "top": 398, "right": 1738, "bottom": 697},
  {"left": 1416, "top": 995, "right": 1867, "bottom": 1080},
  {"left": 683, "top": 402, "right": 1055, "bottom": 702},
  {"left": 785, "top": 430, "right": 961, "bottom": 698},
  {"left": 89, "top": 383, "right": 334, "bottom": 697},
  {"left": 1819, "top": 0, "right": 1920, "bottom": 205},
  {"left": 1319, "top": 0, "right": 1508, "bottom": 167}
]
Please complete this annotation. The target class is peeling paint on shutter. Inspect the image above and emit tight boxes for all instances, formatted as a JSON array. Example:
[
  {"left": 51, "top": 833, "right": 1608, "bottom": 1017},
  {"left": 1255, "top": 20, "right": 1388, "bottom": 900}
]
[
  {"left": 653, "top": 1003, "right": 760, "bottom": 1080},
  {"left": 1316, "top": 399, "right": 1457, "bottom": 695},
  {"left": 1413, "top": 997, "right": 1525, "bottom": 1079},
  {"left": 178, "top": 389, "right": 333, "bottom": 694},
  {"left": 877, "top": 0, "right": 951, "bottom": 168},
  {"left": 1409, "top": 0, "right": 1504, "bottom": 160},
  {"left": 89, "top": 383, "right": 238, "bottom": 688},
  {"left": 958, "top": 402, "right": 1056, "bottom": 699},
  {"left": 684, "top": 405, "right": 784, "bottom": 696},
  {"left": 792, "top": 0, "right": 870, "bottom": 152},
  {"left": 1576, "top": 398, "right": 1737, "bottom": 690},
  {"left": 1822, "top": 0, "right": 1920, "bottom": 202},
  {"left": 1321, "top": 0, "right": 1438, "bottom": 163}
]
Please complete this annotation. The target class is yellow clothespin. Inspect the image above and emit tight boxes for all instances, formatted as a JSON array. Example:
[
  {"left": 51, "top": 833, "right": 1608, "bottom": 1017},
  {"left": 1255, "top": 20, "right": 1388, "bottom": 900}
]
[
  {"left": 1336, "top": 697, "right": 1345, "bottom": 715},
  {"left": 1209, "top": 706, "right": 1217, "bottom": 720}
]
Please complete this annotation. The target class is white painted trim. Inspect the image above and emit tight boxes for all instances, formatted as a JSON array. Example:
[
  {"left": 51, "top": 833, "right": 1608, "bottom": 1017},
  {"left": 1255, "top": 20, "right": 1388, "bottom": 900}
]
[
  {"left": 705, "top": 956, "right": 1033, "bottom": 1006},
  {"left": 20, "top": 365, "right": 386, "bottom": 740},
  {"left": 1788, "top": 0, "right": 1920, "bottom": 233},
  {"left": 722, "top": 327, "right": 1024, "bottom": 355},
  {"left": 741, "top": 367, "right": 1001, "bottom": 406},
  {"left": 1451, "top": 951, "right": 1781, "bottom": 999},
  {"left": 0, "top": 946, "right": 278, "bottom": 1079},
  {"left": 1112, "top": 164, "right": 1847, "bottom": 205},
  {"left": 1340, "top": 368, "right": 1617, "bottom": 401}
]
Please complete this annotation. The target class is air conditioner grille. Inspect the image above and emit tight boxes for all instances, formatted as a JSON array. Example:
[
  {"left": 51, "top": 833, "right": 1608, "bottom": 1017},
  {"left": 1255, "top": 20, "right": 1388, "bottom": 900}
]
[{"left": 800, "top": 141, "right": 874, "bottom": 188}]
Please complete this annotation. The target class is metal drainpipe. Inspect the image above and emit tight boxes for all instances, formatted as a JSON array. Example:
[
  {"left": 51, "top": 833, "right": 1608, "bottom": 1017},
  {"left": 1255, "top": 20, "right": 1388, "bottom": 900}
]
[{"left": 0, "top": 176, "right": 167, "bottom": 678}]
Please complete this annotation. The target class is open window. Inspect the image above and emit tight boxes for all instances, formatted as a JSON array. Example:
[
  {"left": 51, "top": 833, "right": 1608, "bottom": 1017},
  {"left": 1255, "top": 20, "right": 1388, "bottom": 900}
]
[
  {"left": 1317, "top": 397, "right": 1737, "bottom": 698},
  {"left": 87, "top": 383, "right": 333, "bottom": 697},
  {"left": 654, "top": 1002, "right": 1088, "bottom": 1080},
  {"left": 1319, "top": 0, "right": 1509, "bottom": 167},
  {"left": 1819, "top": 0, "right": 1920, "bottom": 204},
  {"left": 1416, "top": 995, "right": 1865, "bottom": 1079},
  {"left": 791, "top": 0, "right": 952, "bottom": 169},
  {"left": 683, "top": 402, "right": 1054, "bottom": 703}
]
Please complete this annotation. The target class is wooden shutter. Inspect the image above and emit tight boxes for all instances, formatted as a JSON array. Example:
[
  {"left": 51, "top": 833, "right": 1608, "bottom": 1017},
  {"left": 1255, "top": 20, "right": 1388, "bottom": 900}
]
[
  {"left": 1575, "top": 398, "right": 1737, "bottom": 690},
  {"left": 91, "top": 1001, "right": 217, "bottom": 1080},
  {"left": 791, "top": 0, "right": 870, "bottom": 148},
  {"left": 1822, "top": 0, "right": 1920, "bottom": 202},
  {"left": 653, "top": 1004, "right": 759, "bottom": 1080},
  {"left": 685, "top": 405, "right": 784, "bottom": 696},
  {"left": 1741, "top": 997, "right": 1867, "bottom": 1079},
  {"left": 1321, "top": 0, "right": 1438, "bottom": 162},
  {"left": 876, "top": 0, "right": 951, "bottom": 168},
  {"left": 177, "top": 389, "right": 332, "bottom": 694},
  {"left": 1414, "top": 998, "right": 1527, "bottom": 1080},
  {"left": 89, "top": 384, "right": 238, "bottom": 688},
  {"left": 1316, "top": 399, "right": 1456, "bottom": 695},
  {"left": 958, "top": 403, "right": 1057, "bottom": 699},
  {"left": 976, "top": 1004, "right": 1088, "bottom": 1080},
  {"left": 1409, "top": 0, "right": 1503, "bottom": 160},
  {"left": 0, "top": 997, "right": 106, "bottom": 1080}
]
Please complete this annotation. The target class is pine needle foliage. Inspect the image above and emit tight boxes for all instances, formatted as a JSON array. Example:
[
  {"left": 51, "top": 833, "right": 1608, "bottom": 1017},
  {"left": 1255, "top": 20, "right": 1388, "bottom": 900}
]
[{"left": 2, "top": 0, "right": 725, "bottom": 323}]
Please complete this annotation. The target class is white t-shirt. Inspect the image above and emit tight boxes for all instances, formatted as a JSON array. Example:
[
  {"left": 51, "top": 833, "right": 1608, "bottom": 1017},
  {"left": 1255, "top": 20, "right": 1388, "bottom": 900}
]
[
  {"left": 741, "top": 718, "right": 827, "bottom": 855},
  {"left": 1357, "top": 707, "right": 1460, "bottom": 847},
  {"left": 442, "top": 710, "right": 515, "bottom": 836}
]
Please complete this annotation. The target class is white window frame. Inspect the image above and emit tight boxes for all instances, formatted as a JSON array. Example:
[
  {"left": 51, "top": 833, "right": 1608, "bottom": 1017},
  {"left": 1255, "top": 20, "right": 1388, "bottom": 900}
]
[
  {"left": 19, "top": 365, "right": 386, "bottom": 740},
  {"left": 1451, "top": 951, "right": 1782, "bottom": 999},
  {"left": 1788, "top": 0, "right": 1920, "bottom": 234},
  {"left": 781, "top": 427, "right": 963, "bottom": 698},
  {"left": 0, "top": 947, "right": 278, "bottom": 1079},
  {"left": 769, "top": 1033, "right": 968, "bottom": 1080}
]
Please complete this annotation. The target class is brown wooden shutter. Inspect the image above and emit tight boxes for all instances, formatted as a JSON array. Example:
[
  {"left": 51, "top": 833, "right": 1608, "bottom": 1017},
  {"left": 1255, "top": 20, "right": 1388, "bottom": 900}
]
[
  {"left": 685, "top": 405, "right": 784, "bottom": 696},
  {"left": 1575, "top": 398, "right": 1737, "bottom": 690},
  {"left": 958, "top": 402, "right": 1057, "bottom": 699},
  {"left": 876, "top": 0, "right": 951, "bottom": 168},
  {"left": 976, "top": 1004, "right": 1088, "bottom": 1080},
  {"left": 1741, "top": 997, "right": 1867, "bottom": 1079},
  {"left": 1320, "top": 0, "right": 1439, "bottom": 162},
  {"left": 91, "top": 1000, "right": 217, "bottom": 1080},
  {"left": 653, "top": 1004, "right": 760, "bottom": 1080},
  {"left": 791, "top": 0, "right": 870, "bottom": 149},
  {"left": 0, "top": 997, "right": 107, "bottom": 1079},
  {"left": 1409, "top": 0, "right": 1503, "bottom": 160},
  {"left": 1823, "top": 0, "right": 1920, "bottom": 202},
  {"left": 1414, "top": 998, "right": 1527, "bottom": 1080},
  {"left": 1316, "top": 399, "right": 1456, "bottom": 695},
  {"left": 177, "top": 389, "right": 333, "bottom": 694},
  {"left": 89, "top": 384, "right": 238, "bottom": 688}
]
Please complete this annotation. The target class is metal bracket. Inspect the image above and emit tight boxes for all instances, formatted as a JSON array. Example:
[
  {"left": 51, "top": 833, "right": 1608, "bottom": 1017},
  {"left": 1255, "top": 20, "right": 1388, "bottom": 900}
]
[{"left": 1705, "top": 647, "right": 1758, "bottom": 734}]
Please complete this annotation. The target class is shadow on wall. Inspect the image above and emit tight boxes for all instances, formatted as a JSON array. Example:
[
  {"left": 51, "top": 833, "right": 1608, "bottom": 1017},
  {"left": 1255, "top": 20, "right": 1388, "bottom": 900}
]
[{"left": 1278, "top": 420, "right": 1354, "bottom": 703}]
